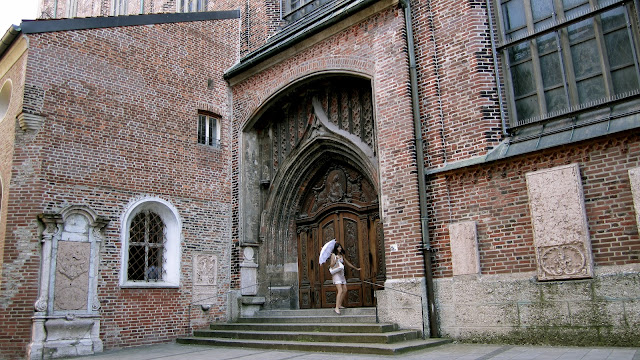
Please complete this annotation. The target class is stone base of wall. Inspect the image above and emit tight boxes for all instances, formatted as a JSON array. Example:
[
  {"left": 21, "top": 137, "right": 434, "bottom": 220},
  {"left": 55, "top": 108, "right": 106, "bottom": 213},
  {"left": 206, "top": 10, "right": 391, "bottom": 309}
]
[
  {"left": 376, "top": 278, "right": 429, "bottom": 336},
  {"left": 435, "top": 264, "right": 640, "bottom": 347}
]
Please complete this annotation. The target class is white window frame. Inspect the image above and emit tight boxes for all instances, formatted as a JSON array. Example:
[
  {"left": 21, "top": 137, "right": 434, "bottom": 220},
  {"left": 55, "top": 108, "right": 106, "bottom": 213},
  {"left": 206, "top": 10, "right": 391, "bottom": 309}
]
[
  {"left": 120, "top": 197, "right": 182, "bottom": 288},
  {"left": 66, "top": 0, "right": 78, "bottom": 17},
  {"left": 198, "top": 113, "right": 221, "bottom": 148}
]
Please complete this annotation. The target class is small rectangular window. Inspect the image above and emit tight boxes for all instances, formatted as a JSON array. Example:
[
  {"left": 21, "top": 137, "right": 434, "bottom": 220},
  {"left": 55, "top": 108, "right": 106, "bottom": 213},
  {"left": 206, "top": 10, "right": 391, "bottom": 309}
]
[{"left": 198, "top": 114, "right": 221, "bottom": 148}]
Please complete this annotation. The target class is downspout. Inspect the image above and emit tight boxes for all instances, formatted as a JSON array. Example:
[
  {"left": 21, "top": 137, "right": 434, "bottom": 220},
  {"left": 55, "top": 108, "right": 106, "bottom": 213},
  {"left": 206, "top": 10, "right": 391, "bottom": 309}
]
[{"left": 398, "top": 0, "right": 439, "bottom": 338}]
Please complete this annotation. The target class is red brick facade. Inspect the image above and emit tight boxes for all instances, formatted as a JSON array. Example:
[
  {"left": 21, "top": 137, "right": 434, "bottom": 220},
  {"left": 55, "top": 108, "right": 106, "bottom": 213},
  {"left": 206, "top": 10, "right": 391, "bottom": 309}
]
[{"left": 0, "top": 17, "right": 239, "bottom": 358}]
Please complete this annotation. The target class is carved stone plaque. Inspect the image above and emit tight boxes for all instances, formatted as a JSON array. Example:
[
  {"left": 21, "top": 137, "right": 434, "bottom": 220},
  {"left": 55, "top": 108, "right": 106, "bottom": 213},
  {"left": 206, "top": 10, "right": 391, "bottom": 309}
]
[
  {"left": 526, "top": 164, "right": 593, "bottom": 281},
  {"left": 449, "top": 221, "right": 480, "bottom": 276},
  {"left": 194, "top": 254, "right": 217, "bottom": 286},
  {"left": 192, "top": 253, "right": 218, "bottom": 305},
  {"left": 54, "top": 241, "right": 90, "bottom": 311}
]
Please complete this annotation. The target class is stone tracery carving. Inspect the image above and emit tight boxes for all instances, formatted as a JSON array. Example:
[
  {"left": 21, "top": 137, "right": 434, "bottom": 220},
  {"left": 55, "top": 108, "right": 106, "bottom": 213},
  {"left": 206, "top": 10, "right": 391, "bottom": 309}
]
[{"left": 539, "top": 244, "right": 587, "bottom": 277}]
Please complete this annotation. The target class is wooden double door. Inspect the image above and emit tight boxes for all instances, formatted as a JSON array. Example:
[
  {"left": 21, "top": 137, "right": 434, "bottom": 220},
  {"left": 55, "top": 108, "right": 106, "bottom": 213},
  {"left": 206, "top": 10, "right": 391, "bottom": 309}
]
[{"left": 297, "top": 206, "right": 385, "bottom": 309}]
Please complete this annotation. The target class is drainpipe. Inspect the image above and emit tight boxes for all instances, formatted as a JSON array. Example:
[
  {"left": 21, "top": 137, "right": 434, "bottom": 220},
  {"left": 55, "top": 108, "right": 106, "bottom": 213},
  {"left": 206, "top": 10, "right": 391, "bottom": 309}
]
[{"left": 399, "top": 0, "right": 439, "bottom": 338}]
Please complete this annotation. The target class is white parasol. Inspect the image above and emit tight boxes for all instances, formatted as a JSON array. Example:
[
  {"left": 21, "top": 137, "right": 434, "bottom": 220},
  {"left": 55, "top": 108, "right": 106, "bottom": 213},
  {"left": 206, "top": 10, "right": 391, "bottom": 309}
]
[{"left": 319, "top": 239, "right": 336, "bottom": 265}]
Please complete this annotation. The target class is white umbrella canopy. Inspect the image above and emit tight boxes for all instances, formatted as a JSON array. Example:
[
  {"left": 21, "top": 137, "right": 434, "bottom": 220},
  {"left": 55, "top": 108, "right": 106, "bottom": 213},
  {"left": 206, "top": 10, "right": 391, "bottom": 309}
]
[{"left": 319, "top": 239, "right": 336, "bottom": 265}]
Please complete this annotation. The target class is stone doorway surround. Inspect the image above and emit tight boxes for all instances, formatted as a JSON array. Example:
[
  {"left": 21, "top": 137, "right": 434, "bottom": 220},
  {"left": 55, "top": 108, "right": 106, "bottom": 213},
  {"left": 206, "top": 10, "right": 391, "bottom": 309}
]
[{"left": 238, "top": 74, "right": 382, "bottom": 312}]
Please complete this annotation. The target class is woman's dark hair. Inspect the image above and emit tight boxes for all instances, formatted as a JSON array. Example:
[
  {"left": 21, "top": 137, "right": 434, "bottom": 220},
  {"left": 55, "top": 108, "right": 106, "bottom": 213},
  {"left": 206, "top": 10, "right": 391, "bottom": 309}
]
[{"left": 332, "top": 242, "right": 344, "bottom": 255}]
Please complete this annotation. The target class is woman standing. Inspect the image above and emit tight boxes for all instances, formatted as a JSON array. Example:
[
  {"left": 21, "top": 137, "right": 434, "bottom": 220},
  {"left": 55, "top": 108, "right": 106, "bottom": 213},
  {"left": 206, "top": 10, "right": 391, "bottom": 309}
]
[{"left": 329, "top": 242, "right": 361, "bottom": 314}]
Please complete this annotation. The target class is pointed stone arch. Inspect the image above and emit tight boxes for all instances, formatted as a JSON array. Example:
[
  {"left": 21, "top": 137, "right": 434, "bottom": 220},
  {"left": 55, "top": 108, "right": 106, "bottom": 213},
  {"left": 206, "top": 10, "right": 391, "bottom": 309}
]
[{"left": 240, "top": 73, "right": 384, "bottom": 308}]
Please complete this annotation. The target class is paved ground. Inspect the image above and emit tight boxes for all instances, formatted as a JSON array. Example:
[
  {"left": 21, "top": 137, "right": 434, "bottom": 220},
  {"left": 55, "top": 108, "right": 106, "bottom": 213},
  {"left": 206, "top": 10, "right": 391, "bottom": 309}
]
[{"left": 64, "top": 342, "right": 640, "bottom": 360}]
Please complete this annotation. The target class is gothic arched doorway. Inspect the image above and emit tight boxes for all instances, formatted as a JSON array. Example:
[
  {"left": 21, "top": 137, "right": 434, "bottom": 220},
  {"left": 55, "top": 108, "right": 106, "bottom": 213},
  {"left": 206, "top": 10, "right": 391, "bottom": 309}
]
[
  {"left": 296, "top": 164, "right": 385, "bottom": 309},
  {"left": 242, "top": 74, "right": 385, "bottom": 309}
]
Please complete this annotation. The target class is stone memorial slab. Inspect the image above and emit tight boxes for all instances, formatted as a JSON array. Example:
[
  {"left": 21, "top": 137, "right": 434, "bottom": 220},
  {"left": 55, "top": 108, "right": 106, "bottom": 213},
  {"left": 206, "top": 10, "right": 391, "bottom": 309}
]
[
  {"left": 449, "top": 221, "right": 480, "bottom": 276},
  {"left": 526, "top": 163, "right": 593, "bottom": 281},
  {"left": 629, "top": 167, "right": 640, "bottom": 231},
  {"left": 54, "top": 241, "right": 90, "bottom": 311}
]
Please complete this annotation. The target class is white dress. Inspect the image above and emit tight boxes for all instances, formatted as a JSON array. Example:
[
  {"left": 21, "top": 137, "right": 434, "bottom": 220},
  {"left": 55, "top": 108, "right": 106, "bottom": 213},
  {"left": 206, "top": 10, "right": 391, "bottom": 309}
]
[{"left": 331, "top": 256, "right": 346, "bottom": 285}]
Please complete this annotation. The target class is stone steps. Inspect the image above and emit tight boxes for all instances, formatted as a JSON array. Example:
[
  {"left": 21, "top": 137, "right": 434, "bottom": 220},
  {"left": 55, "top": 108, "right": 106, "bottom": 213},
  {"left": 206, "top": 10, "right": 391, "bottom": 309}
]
[{"left": 177, "top": 307, "right": 452, "bottom": 355}]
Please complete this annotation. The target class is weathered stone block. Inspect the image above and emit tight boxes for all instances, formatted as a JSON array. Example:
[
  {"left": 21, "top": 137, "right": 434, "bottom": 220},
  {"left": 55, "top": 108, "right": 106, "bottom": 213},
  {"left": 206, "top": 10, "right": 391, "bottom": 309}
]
[
  {"left": 376, "top": 278, "right": 427, "bottom": 334},
  {"left": 449, "top": 221, "right": 479, "bottom": 276},
  {"left": 629, "top": 167, "right": 640, "bottom": 231},
  {"left": 454, "top": 303, "right": 519, "bottom": 328},
  {"left": 517, "top": 301, "right": 571, "bottom": 327}
]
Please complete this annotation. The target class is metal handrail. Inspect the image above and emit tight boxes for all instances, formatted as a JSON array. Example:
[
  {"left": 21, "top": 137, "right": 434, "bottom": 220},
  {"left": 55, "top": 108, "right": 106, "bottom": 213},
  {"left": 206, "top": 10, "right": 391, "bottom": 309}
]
[{"left": 363, "top": 280, "right": 426, "bottom": 339}]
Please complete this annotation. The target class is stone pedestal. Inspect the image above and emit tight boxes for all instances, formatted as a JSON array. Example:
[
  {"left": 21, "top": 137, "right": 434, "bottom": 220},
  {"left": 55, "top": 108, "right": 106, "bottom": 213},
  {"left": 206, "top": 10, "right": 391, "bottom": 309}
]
[
  {"left": 240, "top": 247, "right": 258, "bottom": 296},
  {"left": 375, "top": 278, "right": 428, "bottom": 336},
  {"left": 241, "top": 296, "right": 266, "bottom": 317}
]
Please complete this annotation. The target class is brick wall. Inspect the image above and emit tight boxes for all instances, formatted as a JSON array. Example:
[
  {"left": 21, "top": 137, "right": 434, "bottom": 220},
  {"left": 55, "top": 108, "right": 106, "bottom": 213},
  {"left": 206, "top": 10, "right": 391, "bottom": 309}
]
[
  {"left": 412, "top": 0, "right": 503, "bottom": 168},
  {"left": 0, "top": 44, "right": 29, "bottom": 358},
  {"left": 0, "top": 17, "right": 239, "bottom": 358},
  {"left": 427, "top": 134, "right": 640, "bottom": 278}
]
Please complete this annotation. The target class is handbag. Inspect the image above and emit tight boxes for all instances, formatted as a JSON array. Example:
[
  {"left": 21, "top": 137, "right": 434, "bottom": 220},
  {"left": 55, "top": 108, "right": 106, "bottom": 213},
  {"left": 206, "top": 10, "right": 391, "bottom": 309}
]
[{"left": 329, "top": 260, "right": 344, "bottom": 275}]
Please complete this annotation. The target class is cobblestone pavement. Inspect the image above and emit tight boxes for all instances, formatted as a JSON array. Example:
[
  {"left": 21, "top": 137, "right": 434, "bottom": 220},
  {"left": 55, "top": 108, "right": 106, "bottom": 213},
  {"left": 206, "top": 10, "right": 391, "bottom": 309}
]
[{"left": 64, "top": 342, "right": 640, "bottom": 360}]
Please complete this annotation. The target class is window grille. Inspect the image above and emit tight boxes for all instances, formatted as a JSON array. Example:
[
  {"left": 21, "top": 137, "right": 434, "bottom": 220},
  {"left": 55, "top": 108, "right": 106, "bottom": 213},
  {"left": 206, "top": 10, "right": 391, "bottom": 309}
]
[
  {"left": 198, "top": 114, "right": 221, "bottom": 148},
  {"left": 496, "top": 0, "right": 640, "bottom": 127},
  {"left": 127, "top": 211, "right": 165, "bottom": 282}
]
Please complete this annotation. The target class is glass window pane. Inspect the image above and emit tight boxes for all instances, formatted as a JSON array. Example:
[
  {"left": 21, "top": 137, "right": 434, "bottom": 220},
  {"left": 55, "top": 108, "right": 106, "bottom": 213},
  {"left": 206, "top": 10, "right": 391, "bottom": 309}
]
[
  {"left": 537, "top": 32, "right": 557, "bottom": 54},
  {"left": 532, "top": 0, "right": 554, "bottom": 21},
  {"left": 511, "top": 61, "right": 537, "bottom": 97},
  {"left": 516, "top": 95, "right": 540, "bottom": 121},
  {"left": 128, "top": 245, "right": 145, "bottom": 281},
  {"left": 605, "top": 29, "right": 634, "bottom": 68},
  {"left": 544, "top": 87, "right": 569, "bottom": 112},
  {"left": 568, "top": 18, "right": 595, "bottom": 43},
  {"left": 601, "top": 7, "right": 626, "bottom": 32},
  {"left": 502, "top": 0, "right": 526, "bottom": 31},
  {"left": 540, "top": 53, "right": 564, "bottom": 88},
  {"left": 508, "top": 42, "right": 531, "bottom": 63},
  {"left": 577, "top": 76, "right": 606, "bottom": 103},
  {"left": 563, "top": 0, "right": 588, "bottom": 11},
  {"left": 612, "top": 67, "right": 640, "bottom": 95},
  {"left": 571, "top": 39, "right": 601, "bottom": 78},
  {"left": 198, "top": 115, "right": 205, "bottom": 144}
]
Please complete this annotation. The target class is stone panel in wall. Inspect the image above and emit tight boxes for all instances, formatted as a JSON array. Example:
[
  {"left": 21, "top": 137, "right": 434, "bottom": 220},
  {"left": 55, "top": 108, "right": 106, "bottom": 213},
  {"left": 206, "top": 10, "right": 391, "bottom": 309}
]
[
  {"left": 449, "top": 221, "right": 479, "bottom": 276},
  {"left": 525, "top": 163, "right": 593, "bottom": 281},
  {"left": 54, "top": 241, "right": 90, "bottom": 311},
  {"left": 192, "top": 253, "right": 218, "bottom": 304},
  {"left": 629, "top": 167, "right": 640, "bottom": 231}
]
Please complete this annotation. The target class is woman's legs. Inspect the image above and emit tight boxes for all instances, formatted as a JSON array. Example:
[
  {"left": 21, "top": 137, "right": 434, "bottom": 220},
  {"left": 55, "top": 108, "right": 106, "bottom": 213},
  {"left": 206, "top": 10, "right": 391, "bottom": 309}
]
[
  {"left": 335, "top": 284, "right": 347, "bottom": 314},
  {"left": 339, "top": 284, "right": 347, "bottom": 308}
]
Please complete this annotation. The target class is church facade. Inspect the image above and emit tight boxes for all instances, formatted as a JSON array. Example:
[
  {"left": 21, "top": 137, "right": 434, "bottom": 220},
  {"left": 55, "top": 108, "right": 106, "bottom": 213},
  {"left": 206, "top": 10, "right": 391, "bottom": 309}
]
[{"left": 1, "top": 0, "right": 639, "bottom": 358}]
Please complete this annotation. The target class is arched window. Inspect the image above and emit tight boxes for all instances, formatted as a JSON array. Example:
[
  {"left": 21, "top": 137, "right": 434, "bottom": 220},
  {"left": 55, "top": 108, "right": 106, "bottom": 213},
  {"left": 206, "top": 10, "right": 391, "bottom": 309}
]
[{"left": 120, "top": 197, "right": 181, "bottom": 287}]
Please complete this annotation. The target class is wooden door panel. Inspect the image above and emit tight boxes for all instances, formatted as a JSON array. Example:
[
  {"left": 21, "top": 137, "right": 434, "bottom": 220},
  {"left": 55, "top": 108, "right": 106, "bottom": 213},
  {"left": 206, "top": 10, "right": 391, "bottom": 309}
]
[{"left": 298, "top": 208, "right": 383, "bottom": 309}]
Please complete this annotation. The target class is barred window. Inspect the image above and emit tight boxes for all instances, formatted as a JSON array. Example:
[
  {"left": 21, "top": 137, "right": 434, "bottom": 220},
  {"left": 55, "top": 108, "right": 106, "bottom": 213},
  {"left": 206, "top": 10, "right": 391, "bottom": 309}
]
[
  {"left": 497, "top": 0, "right": 640, "bottom": 127},
  {"left": 127, "top": 210, "right": 165, "bottom": 282},
  {"left": 198, "top": 113, "right": 221, "bottom": 148}
]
